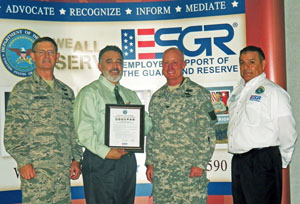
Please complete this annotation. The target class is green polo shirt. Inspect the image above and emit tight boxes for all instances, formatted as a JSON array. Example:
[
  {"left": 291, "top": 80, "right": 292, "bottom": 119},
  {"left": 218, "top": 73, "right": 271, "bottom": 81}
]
[{"left": 74, "top": 75, "right": 152, "bottom": 159}]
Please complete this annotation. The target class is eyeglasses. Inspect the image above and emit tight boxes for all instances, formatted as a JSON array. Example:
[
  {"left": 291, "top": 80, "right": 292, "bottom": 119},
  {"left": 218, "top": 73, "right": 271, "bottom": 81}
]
[{"left": 35, "top": 50, "right": 56, "bottom": 56}]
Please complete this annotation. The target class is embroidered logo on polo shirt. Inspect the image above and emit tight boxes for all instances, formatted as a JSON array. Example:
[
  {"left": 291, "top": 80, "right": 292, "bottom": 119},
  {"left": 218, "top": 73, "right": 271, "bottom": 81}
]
[
  {"left": 249, "top": 95, "right": 261, "bottom": 102},
  {"left": 255, "top": 86, "right": 265, "bottom": 94}
]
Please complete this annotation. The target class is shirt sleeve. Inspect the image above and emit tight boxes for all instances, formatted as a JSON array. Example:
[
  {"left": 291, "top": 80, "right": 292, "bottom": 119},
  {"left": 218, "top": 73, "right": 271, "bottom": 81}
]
[
  {"left": 145, "top": 98, "right": 155, "bottom": 166},
  {"left": 278, "top": 115, "right": 297, "bottom": 168},
  {"left": 70, "top": 93, "right": 83, "bottom": 162},
  {"left": 273, "top": 88, "right": 298, "bottom": 168},
  {"left": 145, "top": 130, "right": 154, "bottom": 166},
  {"left": 4, "top": 84, "right": 33, "bottom": 168},
  {"left": 192, "top": 91, "right": 217, "bottom": 169},
  {"left": 74, "top": 89, "right": 110, "bottom": 159}
]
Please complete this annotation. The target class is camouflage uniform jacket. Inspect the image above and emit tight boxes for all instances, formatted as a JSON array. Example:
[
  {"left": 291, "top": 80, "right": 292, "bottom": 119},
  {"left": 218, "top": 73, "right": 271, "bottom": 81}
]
[
  {"left": 146, "top": 77, "right": 217, "bottom": 169},
  {"left": 4, "top": 71, "right": 82, "bottom": 169}
]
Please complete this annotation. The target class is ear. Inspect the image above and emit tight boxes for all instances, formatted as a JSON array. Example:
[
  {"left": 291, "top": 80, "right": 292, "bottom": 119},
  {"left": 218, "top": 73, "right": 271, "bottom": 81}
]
[
  {"left": 98, "top": 63, "right": 102, "bottom": 72},
  {"left": 182, "top": 60, "right": 186, "bottom": 70},
  {"left": 30, "top": 52, "right": 35, "bottom": 62},
  {"left": 55, "top": 52, "right": 60, "bottom": 63},
  {"left": 262, "top": 59, "right": 266, "bottom": 70}
]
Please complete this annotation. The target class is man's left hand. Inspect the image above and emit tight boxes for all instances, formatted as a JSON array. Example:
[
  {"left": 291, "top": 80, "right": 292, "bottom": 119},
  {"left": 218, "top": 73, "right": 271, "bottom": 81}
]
[
  {"left": 189, "top": 166, "right": 204, "bottom": 177},
  {"left": 70, "top": 160, "right": 81, "bottom": 180}
]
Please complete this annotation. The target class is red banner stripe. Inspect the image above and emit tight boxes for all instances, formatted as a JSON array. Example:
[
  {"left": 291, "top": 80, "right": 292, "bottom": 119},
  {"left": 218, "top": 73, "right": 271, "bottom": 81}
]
[
  {"left": 138, "top": 41, "right": 155, "bottom": 47},
  {"left": 137, "top": 29, "right": 155, "bottom": 35},
  {"left": 138, "top": 53, "right": 156, "bottom": 59}
]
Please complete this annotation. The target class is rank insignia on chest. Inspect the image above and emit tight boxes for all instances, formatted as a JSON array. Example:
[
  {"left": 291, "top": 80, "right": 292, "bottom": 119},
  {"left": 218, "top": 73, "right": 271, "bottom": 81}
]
[
  {"left": 183, "top": 89, "right": 193, "bottom": 97},
  {"left": 255, "top": 86, "right": 265, "bottom": 94}
]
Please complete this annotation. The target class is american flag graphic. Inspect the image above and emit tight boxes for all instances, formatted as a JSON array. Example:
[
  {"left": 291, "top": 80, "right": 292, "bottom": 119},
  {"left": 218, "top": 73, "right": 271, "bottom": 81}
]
[
  {"left": 211, "top": 91, "right": 229, "bottom": 105},
  {"left": 121, "top": 28, "right": 163, "bottom": 60}
]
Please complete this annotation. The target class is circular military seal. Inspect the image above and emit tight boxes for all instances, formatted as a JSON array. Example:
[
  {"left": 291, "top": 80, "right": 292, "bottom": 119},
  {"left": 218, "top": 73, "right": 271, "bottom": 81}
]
[{"left": 1, "top": 29, "right": 40, "bottom": 77}]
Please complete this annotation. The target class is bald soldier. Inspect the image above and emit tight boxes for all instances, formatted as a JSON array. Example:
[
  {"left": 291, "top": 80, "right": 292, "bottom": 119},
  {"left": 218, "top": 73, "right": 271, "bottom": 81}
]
[{"left": 146, "top": 47, "right": 217, "bottom": 203}]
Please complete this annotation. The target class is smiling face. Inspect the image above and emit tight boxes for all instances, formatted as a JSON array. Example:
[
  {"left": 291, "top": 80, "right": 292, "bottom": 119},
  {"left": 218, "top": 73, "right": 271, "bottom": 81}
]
[
  {"left": 30, "top": 41, "right": 60, "bottom": 74},
  {"left": 98, "top": 50, "right": 123, "bottom": 84},
  {"left": 162, "top": 48, "right": 186, "bottom": 86},
  {"left": 239, "top": 51, "right": 266, "bottom": 83}
]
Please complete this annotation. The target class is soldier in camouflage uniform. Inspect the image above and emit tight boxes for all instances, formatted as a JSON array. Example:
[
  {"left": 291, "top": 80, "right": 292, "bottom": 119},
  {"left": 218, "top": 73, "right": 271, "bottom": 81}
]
[
  {"left": 4, "top": 37, "right": 82, "bottom": 204},
  {"left": 146, "top": 47, "right": 217, "bottom": 204}
]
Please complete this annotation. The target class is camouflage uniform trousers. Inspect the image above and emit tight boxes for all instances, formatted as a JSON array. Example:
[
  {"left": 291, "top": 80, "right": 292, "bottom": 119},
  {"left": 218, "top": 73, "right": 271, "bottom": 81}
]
[
  {"left": 21, "top": 165, "right": 71, "bottom": 204},
  {"left": 152, "top": 164, "right": 209, "bottom": 204}
]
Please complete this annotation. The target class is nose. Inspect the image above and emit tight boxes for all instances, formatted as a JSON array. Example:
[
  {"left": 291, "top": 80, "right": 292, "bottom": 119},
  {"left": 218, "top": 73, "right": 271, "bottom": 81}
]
[
  {"left": 167, "top": 62, "right": 174, "bottom": 69},
  {"left": 113, "top": 61, "right": 119, "bottom": 67},
  {"left": 44, "top": 52, "right": 50, "bottom": 56},
  {"left": 241, "top": 63, "right": 250, "bottom": 71},
  {"left": 113, "top": 61, "right": 122, "bottom": 68}
]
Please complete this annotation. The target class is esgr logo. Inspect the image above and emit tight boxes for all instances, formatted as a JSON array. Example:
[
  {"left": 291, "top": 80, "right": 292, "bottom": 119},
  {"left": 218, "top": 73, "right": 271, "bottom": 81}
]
[
  {"left": 1, "top": 29, "right": 40, "bottom": 77},
  {"left": 121, "top": 23, "right": 235, "bottom": 60}
]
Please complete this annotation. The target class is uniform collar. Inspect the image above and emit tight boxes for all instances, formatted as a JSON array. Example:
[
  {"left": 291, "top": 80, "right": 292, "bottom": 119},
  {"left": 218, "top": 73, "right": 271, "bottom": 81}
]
[
  {"left": 166, "top": 77, "right": 188, "bottom": 88},
  {"left": 32, "top": 70, "right": 58, "bottom": 89},
  {"left": 161, "top": 77, "right": 192, "bottom": 95}
]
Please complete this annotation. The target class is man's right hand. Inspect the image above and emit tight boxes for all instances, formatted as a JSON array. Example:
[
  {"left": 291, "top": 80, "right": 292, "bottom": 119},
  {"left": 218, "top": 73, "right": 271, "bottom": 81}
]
[
  {"left": 19, "top": 164, "right": 36, "bottom": 180},
  {"left": 146, "top": 165, "right": 153, "bottom": 183},
  {"left": 105, "top": 148, "right": 128, "bottom": 159}
]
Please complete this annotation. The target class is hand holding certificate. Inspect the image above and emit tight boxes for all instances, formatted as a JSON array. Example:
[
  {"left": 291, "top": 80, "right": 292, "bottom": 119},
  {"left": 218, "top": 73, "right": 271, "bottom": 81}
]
[{"left": 105, "top": 104, "right": 145, "bottom": 153}]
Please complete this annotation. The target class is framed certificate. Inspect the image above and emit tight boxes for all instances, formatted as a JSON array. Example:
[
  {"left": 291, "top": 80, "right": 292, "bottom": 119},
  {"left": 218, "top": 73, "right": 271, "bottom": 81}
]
[{"left": 105, "top": 104, "right": 145, "bottom": 153}]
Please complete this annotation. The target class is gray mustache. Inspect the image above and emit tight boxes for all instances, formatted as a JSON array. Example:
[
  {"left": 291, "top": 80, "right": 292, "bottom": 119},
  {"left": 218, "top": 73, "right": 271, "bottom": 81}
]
[{"left": 109, "top": 68, "right": 120, "bottom": 73}]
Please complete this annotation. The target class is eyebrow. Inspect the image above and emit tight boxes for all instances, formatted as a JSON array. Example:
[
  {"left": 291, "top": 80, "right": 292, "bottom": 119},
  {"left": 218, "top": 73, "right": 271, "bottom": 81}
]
[{"left": 105, "top": 58, "right": 123, "bottom": 62}]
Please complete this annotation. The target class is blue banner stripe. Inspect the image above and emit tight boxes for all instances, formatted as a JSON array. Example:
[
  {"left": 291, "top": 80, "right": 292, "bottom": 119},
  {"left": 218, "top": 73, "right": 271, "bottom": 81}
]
[
  {"left": 0, "top": 182, "right": 232, "bottom": 202},
  {"left": 0, "top": 190, "right": 22, "bottom": 204},
  {"left": 0, "top": 0, "right": 245, "bottom": 22},
  {"left": 208, "top": 182, "right": 232, "bottom": 195}
]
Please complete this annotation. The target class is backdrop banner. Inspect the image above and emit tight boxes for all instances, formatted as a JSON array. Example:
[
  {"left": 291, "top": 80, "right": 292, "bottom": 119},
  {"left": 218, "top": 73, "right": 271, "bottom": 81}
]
[{"left": 0, "top": 0, "right": 245, "bottom": 202}]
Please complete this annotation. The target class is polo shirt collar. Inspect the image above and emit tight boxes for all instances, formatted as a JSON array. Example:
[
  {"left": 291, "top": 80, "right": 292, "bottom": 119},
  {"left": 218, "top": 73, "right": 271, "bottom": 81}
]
[{"left": 99, "top": 75, "right": 120, "bottom": 91}]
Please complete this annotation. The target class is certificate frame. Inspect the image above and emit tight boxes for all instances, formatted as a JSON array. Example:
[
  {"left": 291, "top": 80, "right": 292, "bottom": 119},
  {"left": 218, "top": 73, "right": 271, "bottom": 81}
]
[{"left": 105, "top": 104, "right": 145, "bottom": 153}]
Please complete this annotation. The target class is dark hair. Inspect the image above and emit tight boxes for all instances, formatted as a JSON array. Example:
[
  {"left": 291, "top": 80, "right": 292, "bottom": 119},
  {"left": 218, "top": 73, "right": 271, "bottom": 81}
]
[
  {"left": 240, "top": 46, "right": 265, "bottom": 62},
  {"left": 98, "top": 45, "right": 123, "bottom": 63},
  {"left": 32, "top": 37, "right": 58, "bottom": 53}
]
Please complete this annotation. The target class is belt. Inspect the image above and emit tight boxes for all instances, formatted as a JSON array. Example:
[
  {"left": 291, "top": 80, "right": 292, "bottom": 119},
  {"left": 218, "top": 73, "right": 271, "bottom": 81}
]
[
  {"left": 234, "top": 146, "right": 278, "bottom": 157},
  {"left": 127, "top": 152, "right": 134, "bottom": 156}
]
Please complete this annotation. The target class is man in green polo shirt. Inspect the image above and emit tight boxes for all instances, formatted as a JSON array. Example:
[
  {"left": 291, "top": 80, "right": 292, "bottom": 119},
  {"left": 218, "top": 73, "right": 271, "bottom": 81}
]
[{"left": 74, "top": 45, "right": 152, "bottom": 204}]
